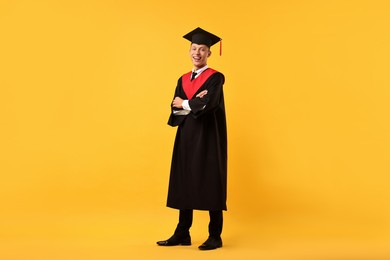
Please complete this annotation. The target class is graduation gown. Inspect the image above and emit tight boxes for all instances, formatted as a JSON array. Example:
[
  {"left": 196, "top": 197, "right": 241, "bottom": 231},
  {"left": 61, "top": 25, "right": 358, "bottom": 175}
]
[{"left": 167, "top": 68, "right": 227, "bottom": 211}]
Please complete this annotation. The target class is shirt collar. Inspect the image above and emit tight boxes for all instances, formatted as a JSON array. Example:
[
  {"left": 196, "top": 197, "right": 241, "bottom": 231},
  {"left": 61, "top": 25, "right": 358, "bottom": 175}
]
[{"left": 192, "top": 65, "right": 209, "bottom": 76}]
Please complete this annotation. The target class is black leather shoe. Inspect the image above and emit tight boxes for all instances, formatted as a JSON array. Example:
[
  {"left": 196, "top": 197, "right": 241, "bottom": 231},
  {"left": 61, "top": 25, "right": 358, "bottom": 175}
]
[
  {"left": 198, "top": 236, "right": 222, "bottom": 250},
  {"left": 157, "top": 234, "right": 191, "bottom": 246}
]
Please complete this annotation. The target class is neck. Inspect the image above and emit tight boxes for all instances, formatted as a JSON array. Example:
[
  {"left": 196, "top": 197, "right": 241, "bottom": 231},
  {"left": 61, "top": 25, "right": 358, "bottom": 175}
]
[{"left": 193, "top": 64, "right": 208, "bottom": 72}]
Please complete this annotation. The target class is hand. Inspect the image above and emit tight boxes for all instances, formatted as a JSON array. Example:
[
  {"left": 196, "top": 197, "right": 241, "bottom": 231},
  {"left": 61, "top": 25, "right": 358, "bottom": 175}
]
[
  {"left": 172, "top": 97, "right": 184, "bottom": 108},
  {"left": 196, "top": 90, "right": 208, "bottom": 98}
]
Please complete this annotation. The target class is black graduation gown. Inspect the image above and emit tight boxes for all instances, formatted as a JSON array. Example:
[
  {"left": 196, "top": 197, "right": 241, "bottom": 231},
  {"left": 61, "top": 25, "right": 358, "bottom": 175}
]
[{"left": 167, "top": 69, "right": 227, "bottom": 211}]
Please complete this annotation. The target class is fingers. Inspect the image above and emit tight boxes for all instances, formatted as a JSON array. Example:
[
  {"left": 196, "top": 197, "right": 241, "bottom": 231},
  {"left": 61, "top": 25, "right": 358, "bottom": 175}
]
[
  {"left": 172, "top": 97, "right": 183, "bottom": 108},
  {"left": 172, "top": 98, "right": 178, "bottom": 107},
  {"left": 196, "top": 90, "right": 208, "bottom": 98},
  {"left": 200, "top": 90, "right": 208, "bottom": 96}
]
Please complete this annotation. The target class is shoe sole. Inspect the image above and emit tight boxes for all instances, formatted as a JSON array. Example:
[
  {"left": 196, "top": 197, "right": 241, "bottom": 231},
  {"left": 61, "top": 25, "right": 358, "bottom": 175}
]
[
  {"left": 157, "top": 241, "right": 192, "bottom": 246},
  {"left": 198, "top": 245, "right": 222, "bottom": 250}
]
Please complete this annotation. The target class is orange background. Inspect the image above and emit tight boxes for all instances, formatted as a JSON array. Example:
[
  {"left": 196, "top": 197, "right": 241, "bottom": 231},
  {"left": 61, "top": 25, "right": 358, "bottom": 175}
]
[{"left": 1, "top": 0, "right": 389, "bottom": 259}]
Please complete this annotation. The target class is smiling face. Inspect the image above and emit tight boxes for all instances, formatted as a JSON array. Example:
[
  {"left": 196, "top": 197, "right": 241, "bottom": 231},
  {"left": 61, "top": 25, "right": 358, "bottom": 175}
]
[{"left": 189, "top": 43, "right": 211, "bottom": 70}]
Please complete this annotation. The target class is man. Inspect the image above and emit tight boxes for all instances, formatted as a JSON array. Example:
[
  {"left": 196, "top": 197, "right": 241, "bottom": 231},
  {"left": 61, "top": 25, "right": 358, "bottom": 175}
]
[{"left": 157, "top": 27, "right": 227, "bottom": 251}]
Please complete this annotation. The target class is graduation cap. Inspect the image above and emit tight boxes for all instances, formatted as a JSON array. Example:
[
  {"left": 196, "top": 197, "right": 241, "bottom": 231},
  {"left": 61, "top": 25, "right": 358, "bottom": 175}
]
[{"left": 183, "top": 27, "right": 223, "bottom": 55}]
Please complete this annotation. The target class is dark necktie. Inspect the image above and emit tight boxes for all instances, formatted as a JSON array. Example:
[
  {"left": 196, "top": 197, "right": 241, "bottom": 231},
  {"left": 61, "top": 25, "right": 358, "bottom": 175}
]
[{"left": 190, "top": 71, "right": 197, "bottom": 81}]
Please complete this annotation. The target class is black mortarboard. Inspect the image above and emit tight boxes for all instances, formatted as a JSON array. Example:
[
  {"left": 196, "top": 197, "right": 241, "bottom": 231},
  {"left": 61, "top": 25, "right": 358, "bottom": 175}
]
[{"left": 183, "top": 27, "right": 223, "bottom": 55}]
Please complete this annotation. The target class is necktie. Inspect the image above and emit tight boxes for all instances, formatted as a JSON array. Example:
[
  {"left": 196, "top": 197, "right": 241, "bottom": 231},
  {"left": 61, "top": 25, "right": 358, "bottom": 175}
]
[{"left": 191, "top": 71, "right": 197, "bottom": 81}]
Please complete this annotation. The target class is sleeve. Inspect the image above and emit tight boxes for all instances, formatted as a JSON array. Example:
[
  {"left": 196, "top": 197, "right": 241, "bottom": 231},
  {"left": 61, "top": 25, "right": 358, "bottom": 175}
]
[
  {"left": 182, "top": 100, "right": 191, "bottom": 111},
  {"left": 188, "top": 72, "right": 225, "bottom": 117},
  {"left": 167, "top": 78, "right": 188, "bottom": 127}
]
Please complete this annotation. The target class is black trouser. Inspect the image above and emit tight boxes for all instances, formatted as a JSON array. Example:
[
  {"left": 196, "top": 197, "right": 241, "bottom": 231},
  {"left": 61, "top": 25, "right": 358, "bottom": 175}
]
[{"left": 174, "top": 209, "right": 223, "bottom": 238}]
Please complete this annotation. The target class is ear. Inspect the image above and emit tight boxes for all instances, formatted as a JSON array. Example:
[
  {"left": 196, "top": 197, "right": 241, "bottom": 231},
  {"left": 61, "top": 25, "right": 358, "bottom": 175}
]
[{"left": 208, "top": 51, "right": 212, "bottom": 57}]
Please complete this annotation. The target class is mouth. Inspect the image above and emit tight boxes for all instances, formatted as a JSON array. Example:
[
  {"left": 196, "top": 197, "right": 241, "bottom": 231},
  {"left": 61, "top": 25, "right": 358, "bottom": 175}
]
[{"left": 192, "top": 56, "right": 201, "bottom": 62}]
